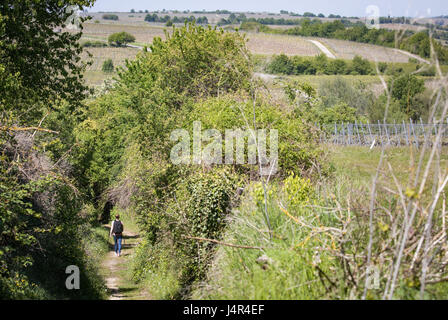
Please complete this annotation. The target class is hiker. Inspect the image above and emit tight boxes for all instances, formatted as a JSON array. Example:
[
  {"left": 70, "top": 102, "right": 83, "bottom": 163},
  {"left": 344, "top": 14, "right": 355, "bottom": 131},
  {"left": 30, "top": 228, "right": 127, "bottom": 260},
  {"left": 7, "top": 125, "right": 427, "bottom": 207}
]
[{"left": 110, "top": 214, "right": 124, "bottom": 257}]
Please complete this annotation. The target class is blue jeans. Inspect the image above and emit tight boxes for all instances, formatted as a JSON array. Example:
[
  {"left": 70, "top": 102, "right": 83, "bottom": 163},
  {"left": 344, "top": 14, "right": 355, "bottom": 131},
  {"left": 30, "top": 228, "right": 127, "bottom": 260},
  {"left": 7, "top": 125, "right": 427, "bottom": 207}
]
[{"left": 114, "top": 235, "right": 122, "bottom": 254}]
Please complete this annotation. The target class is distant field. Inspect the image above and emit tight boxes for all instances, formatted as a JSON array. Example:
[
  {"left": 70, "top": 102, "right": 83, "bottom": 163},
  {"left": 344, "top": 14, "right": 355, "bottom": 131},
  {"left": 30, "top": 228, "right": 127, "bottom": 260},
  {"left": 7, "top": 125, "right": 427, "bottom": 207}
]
[
  {"left": 82, "top": 47, "right": 140, "bottom": 70},
  {"left": 329, "top": 145, "right": 448, "bottom": 187},
  {"left": 380, "top": 23, "right": 427, "bottom": 32},
  {"left": 239, "top": 33, "right": 417, "bottom": 62},
  {"left": 83, "top": 70, "right": 114, "bottom": 87},
  {"left": 77, "top": 17, "right": 447, "bottom": 87},
  {"left": 79, "top": 18, "right": 429, "bottom": 64},
  {"left": 82, "top": 23, "right": 166, "bottom": 45},
  {"left": 81, "top": 47, "right": 140, "bottom": 86},
  {"left": 317, "top": 38, "right": 412, "bottom": 62},
  {"left": 245, "top": 33, "right": 320, "bottom": 56}
]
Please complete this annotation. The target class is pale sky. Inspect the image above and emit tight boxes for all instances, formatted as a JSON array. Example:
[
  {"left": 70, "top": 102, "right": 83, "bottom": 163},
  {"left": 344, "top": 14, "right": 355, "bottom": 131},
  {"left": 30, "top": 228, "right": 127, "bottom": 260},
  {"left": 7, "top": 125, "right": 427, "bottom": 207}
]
[{"left": 90, "top": 0, "right": 446, "bottom": 18}]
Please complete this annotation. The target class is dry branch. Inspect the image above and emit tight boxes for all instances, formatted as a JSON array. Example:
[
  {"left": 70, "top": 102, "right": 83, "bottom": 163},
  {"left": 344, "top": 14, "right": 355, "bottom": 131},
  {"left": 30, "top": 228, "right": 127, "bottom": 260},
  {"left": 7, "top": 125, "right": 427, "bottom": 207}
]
[{"left": 0, "top": 126, "right": 59, "bottom": 134}]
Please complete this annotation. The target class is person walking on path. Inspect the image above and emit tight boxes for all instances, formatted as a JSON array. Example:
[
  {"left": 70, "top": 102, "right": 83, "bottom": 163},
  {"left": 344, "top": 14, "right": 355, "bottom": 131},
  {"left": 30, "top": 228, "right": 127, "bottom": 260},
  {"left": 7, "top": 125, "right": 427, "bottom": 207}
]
[{"left": 110, "top": 214, "right": 124, "bottom": 257}]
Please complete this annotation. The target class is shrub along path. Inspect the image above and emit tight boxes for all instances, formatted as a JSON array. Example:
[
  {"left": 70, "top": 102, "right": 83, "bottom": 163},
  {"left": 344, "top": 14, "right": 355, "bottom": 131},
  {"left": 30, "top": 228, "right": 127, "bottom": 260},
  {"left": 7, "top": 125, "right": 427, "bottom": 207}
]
[{"left": 100, "top": 223, "right": 151, "bottom": 300}]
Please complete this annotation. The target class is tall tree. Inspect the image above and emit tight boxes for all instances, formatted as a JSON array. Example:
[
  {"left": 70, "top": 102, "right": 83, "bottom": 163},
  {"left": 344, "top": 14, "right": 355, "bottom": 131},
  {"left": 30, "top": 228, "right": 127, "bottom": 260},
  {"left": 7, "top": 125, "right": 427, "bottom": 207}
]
[
  {"left": 0, "top": 0, "right": 103, "bottom": 300},
  {"left": 0, "top": 0, "right": 95, "bottom": 121}
]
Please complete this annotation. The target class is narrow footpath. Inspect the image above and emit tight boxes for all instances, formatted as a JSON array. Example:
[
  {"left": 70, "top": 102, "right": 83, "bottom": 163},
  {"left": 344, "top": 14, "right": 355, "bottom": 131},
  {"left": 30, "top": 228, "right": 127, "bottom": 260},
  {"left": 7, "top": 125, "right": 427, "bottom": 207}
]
[
  {"left": 100, "top": 224, "right": 151, "bottom": 300},
  {"left": 307, "top": 39, "right": 337, "bottom": 59}
]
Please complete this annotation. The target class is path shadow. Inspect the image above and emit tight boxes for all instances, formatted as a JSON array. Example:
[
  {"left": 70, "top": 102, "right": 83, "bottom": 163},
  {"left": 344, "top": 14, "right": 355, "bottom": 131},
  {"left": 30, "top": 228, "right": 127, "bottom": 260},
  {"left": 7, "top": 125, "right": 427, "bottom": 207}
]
[
  {"left": 105, "top": 235, "right": 141, "bottom": 251},
  {"left": 108, "top": 287, "right": 137, "bottom": 296},
  {"left": 123, "top": 234, "right": 140, "bottom": 240},
  {"left": 101, "top": 225, "right": 141, "bottom": 239}
]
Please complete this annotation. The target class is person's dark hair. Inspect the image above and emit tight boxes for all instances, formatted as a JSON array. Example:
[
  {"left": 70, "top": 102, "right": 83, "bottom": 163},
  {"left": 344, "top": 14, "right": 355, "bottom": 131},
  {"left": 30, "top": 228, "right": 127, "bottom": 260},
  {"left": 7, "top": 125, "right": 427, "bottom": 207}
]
[{"left": 115, "top": 214, "right": 120, "bottom": 219}]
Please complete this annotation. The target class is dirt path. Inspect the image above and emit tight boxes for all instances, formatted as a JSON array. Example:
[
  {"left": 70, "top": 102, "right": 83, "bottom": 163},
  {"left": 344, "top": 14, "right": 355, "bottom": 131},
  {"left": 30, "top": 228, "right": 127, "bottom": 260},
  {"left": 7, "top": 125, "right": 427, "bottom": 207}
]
[
  {"left": 307, "top": 39, "right": 336, "bottom": 59},
  {"left": 393, "top": 48, "right": 430, "bottom": 64},
  {"left": 100, "top": 226, "right": 151, "bottom": 300}
]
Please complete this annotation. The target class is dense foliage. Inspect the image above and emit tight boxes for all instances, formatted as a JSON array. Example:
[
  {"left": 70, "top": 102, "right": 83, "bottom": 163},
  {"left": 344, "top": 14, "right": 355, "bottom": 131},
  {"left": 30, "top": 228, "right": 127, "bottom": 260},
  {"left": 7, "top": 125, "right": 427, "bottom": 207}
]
[
  {"left": 102, "top": 59, "right": 114, "bottom": 73},
  {"left": 266, "top": 54, "right": 374, "bottom": 76},
  {"left": 102, "top": 14, "right": 118, "bottom": 21},
  {"left": 81, "top": 40, "right": 108, "bottom": 48},
  {"left": 0, "top": 0, "right": 105, "bottom": 299},
  {"left": 0, "top": 0, "right": 94, "bottom": 117}
]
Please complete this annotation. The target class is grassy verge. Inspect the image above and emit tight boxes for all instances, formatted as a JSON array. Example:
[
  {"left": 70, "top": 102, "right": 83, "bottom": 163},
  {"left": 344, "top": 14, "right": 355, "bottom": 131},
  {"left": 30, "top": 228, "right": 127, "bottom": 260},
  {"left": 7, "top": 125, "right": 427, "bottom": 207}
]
[
  {"left": 191, "top": 182, "right": 333, "bottom": 300},
  {"left": 131, "top": 239, "right": 183, "bottom": 299},
  {"left": 328, "top": 145, "right": 448, "bottom": 187},
  {"left": 191, "top": 145, "right": 448, "bottom": 300}
]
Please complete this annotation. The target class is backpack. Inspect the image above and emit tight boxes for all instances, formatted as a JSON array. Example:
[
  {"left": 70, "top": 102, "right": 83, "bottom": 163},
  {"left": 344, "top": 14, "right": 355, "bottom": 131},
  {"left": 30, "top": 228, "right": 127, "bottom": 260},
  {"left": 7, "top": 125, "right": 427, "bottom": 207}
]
[{"left": 113, "top": 220, "right": 123, "bottom": 234}]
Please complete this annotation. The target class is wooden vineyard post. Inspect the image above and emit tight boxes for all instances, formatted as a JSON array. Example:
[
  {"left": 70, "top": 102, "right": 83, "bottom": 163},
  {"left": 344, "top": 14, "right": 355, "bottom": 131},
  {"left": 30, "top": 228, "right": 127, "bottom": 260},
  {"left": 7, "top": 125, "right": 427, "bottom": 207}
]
[
  {"left": 355, "top": 120, "right": 361, "bottom": 145},
  {"left": 410, "top": 119, "right": 419, "bottom": 149},
  {"left": 393, "top": 120, "right": 398, "bottom": 146},
  {"left": 378, "top": 120, "right": 383, "bottom": 147},
  {"left": 334, "top": 123, "right": 337, "bottom": 145},
  {"left": 360, "top": 122, "right": 367, "bottom": 145},
  {"left": 403, "top": 120, "right": 409, "bottom": 146},
  {"left": 349, "top": 123, "right": 352, "bottom": 145},
  {"left": 384, "top": 120, "right": 390, "bottom": 146}
]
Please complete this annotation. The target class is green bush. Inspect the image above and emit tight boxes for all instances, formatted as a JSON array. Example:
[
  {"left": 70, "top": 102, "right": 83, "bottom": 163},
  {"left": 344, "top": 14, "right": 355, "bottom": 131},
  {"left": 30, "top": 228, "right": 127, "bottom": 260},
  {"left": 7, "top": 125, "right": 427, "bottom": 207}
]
[
  {"left": 390, "top": 74, "right": 425, "bottom": 119},
  {"left": 315, "top": 102, "right": 360, "bottom": 124},
  {"left": 131, "top": 237, "right": 183, "bottom": 299},
  {"left": 102, "top": 14, "right": 119, "bottom": 21},
  {"left": 378, "top": 62, "right": 388, "bottom": 73},
  {"left": 283, "top": 172, "right": 314, "bottom": 207},
  {"left": 318, "top": 76, "right": 374, "bottom": 112},
  {"left": 266, "top": 54, "right": 294, "bottom": 74},
  {"left": 102, "top": 59, "right": 114, "bottom": 73},
  {"left": 188, "top": 95, "right": 324, "bottom": 176},
  {"left": 368, "top": 95, "right": 408, "bottom": 123},
  {"left": 240, "top": 21, "right": 273, "bottom": 33},
  {"left": 82, "top": 40, "right": 108, "bottom": 48},
  {"left": 327, "top": 59, "right": 348, "bottom": 74},
  {"left": 351, "top": 55, "right": 373, "bottom": 75},
  {"left": 108, "top": 32, "right": 136, "bottom": 47},
  {"left": 130, "top": 167, "right": 241, "bottom": 296},
  {"left": 0, "top": 170, "right": 106, "bottom": 300},
  {"left": 266, "top": 54, "right": 374, "bottom": 76},
  {"left": 176, "top": 168, "right": 241, "bottom": 283}
]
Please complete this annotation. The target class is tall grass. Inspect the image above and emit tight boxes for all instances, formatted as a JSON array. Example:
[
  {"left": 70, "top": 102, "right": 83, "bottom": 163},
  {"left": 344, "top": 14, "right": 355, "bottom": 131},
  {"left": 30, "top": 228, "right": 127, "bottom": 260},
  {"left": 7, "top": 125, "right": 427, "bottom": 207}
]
[{"left": 191, "top": 182, "right": 336, "bottom": 299}]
